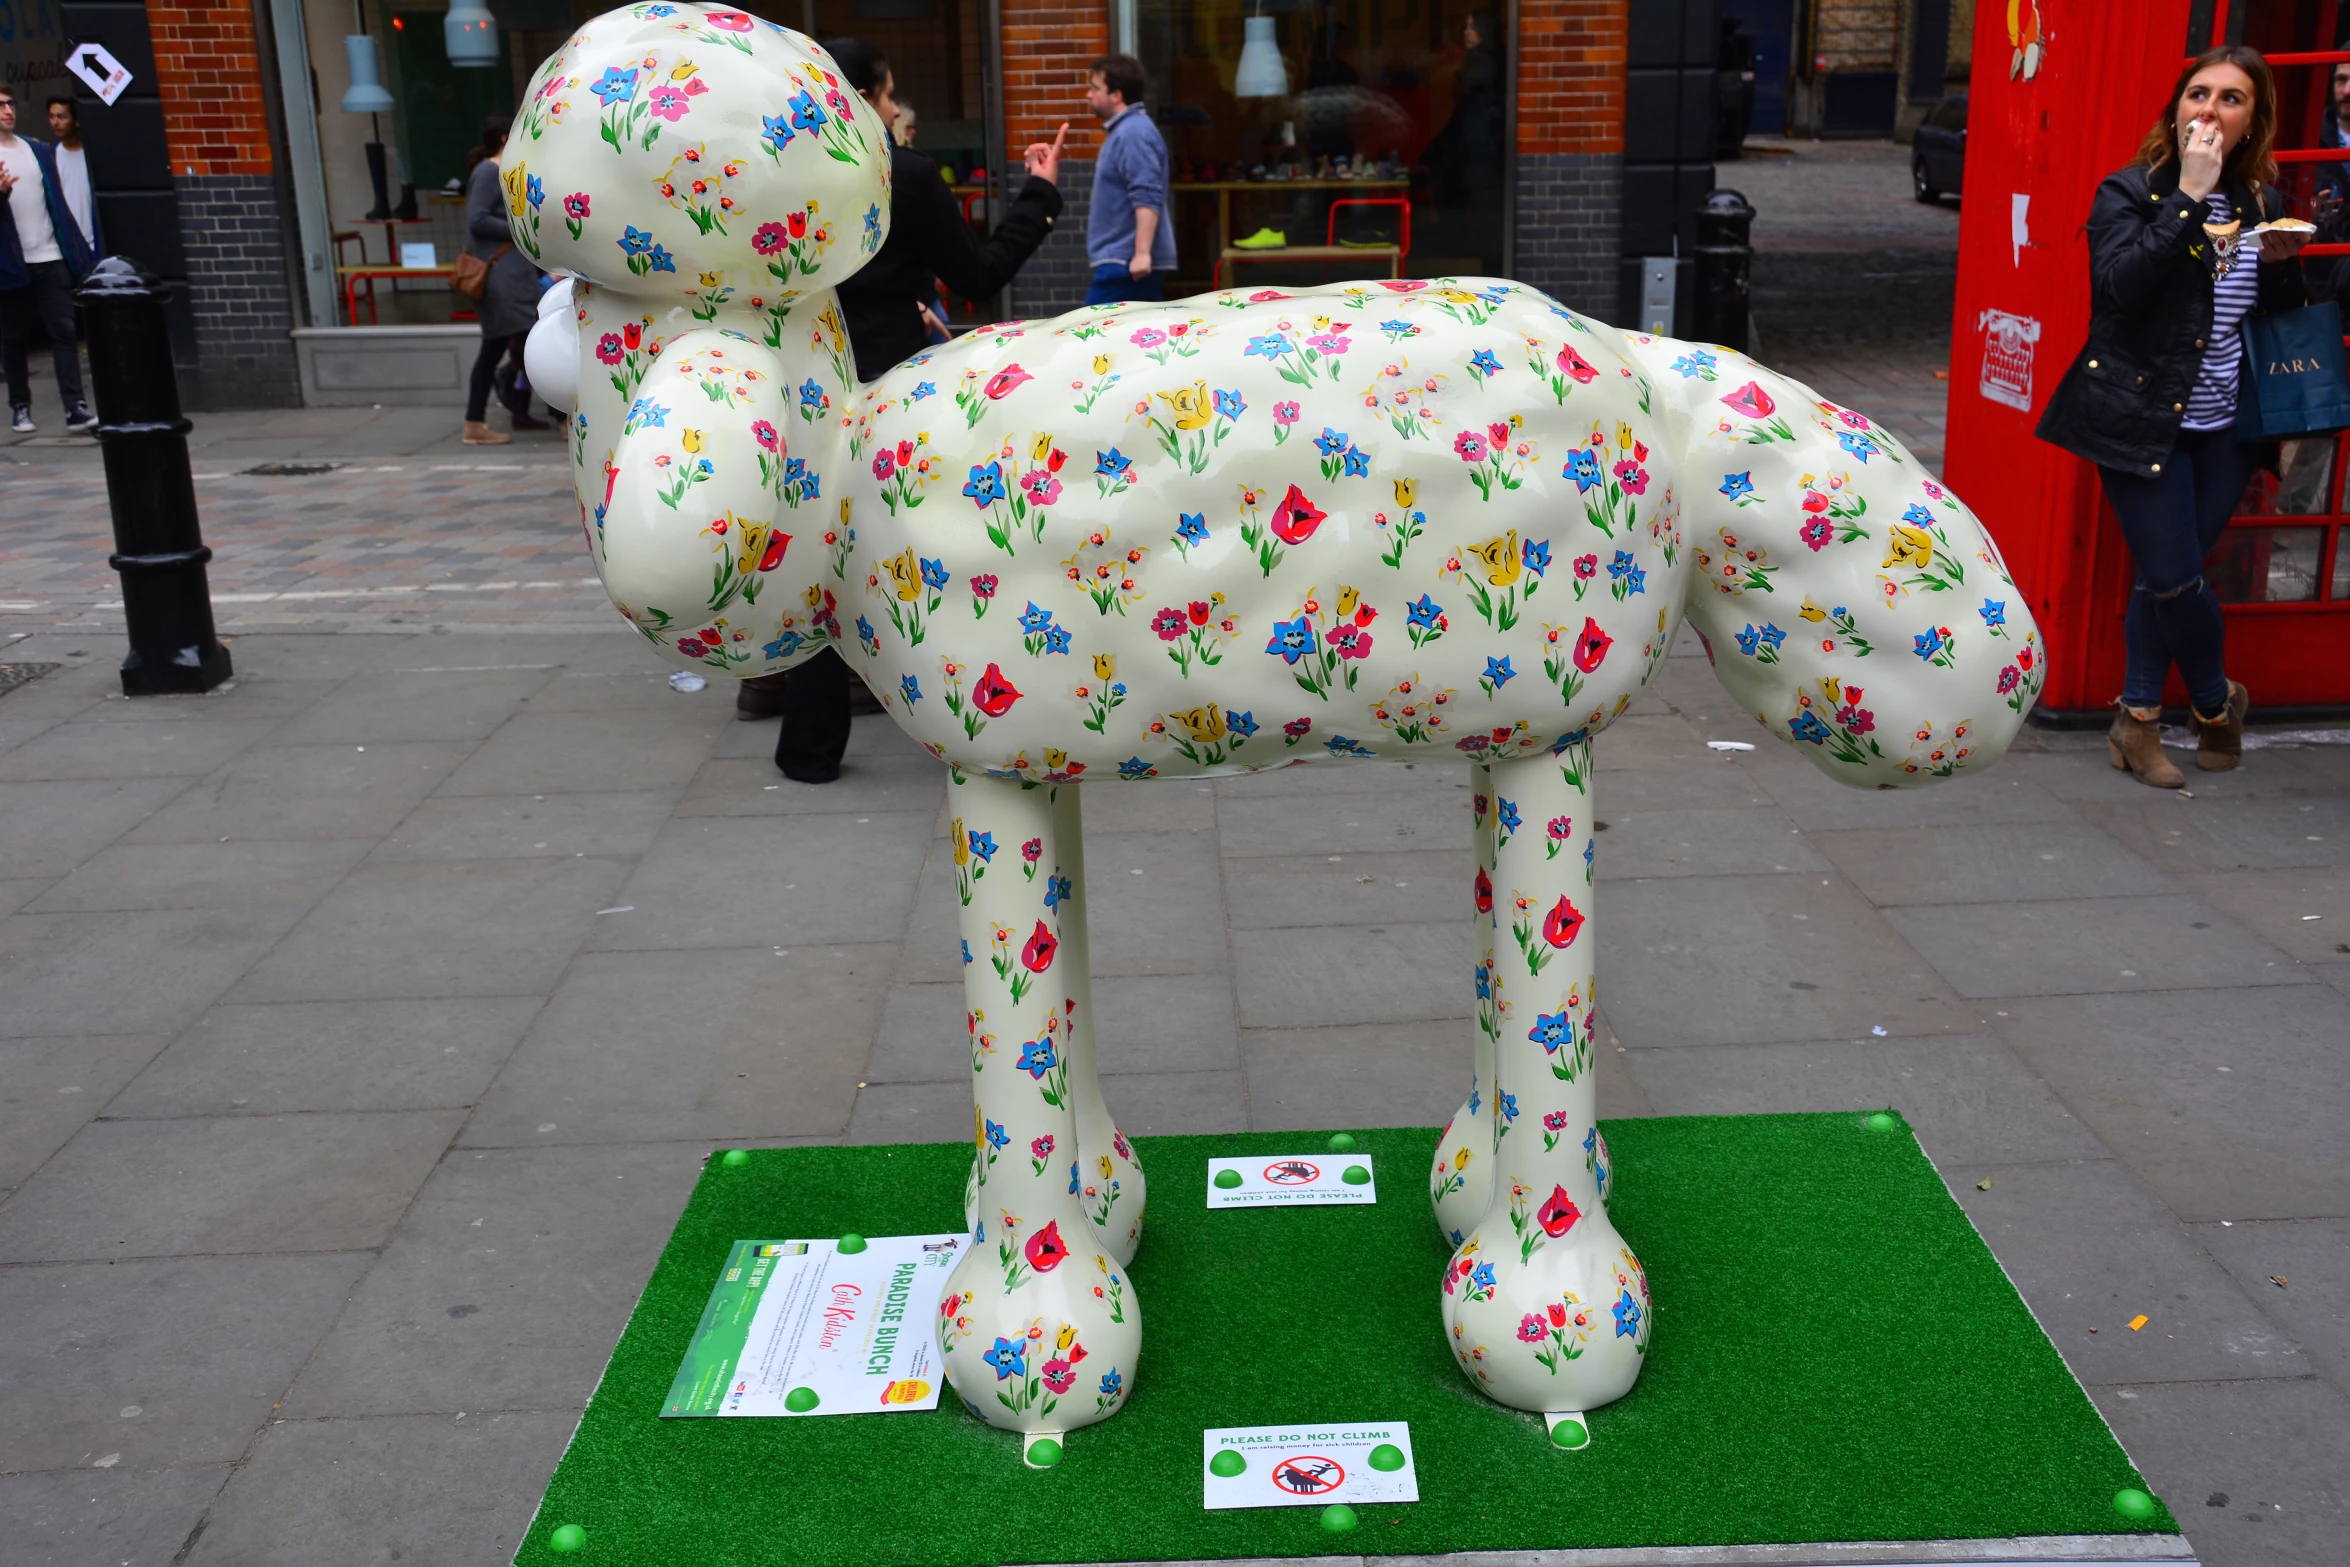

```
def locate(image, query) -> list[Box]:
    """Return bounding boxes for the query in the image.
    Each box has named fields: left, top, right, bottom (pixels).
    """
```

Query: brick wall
left=1000, top=1, right=1112, bottom=154
left=146, top=2, right=277, bottom=178
left=1514, top=1, right=1627, bottom=319
left=1007, top=158, right=1095, bottom=320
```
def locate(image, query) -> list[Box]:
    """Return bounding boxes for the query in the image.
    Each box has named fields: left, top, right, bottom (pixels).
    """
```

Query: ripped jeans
left=2097, top=425, right=2252, bottom=715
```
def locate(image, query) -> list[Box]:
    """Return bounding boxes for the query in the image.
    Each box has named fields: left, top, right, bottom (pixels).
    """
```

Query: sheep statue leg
left=1430, top=760, right=1500, bottom=1245
left=1051, top=784, right=1149, bottom=1266
left=938, top=772, right=1139, bottom=1443
left=1440, top=739, right=1647, bottom=1420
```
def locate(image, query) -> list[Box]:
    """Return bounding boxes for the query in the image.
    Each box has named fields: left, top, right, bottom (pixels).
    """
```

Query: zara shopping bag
left=2237, top=299, right=2350, bottom=441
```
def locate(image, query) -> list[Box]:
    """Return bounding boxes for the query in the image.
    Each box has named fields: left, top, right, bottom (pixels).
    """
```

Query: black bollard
left=1692, top=189, right=1755, bottom=353
left=77, top=257, right=232, bottom=695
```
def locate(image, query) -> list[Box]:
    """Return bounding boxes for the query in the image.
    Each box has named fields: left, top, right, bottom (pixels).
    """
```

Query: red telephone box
left=1945, top=0, right=2350, bottom=715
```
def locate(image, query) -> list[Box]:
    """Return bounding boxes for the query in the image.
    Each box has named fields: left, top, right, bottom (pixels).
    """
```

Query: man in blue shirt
left=1084, top=55, right=1175, bottom=305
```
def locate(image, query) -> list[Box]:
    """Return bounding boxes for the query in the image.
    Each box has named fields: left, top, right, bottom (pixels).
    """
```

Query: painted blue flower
left=1044, top=872, right=1071, bottom=911
left=900, top=674, right=921, bottom=705
left=1313, top=426, right=1351, bottom=458
left=1734, top=624, right=1762, bottom=657
left=854, top=615, right=878, bottom=653
left=763, top=630, right=806, bottom=660
left=1265, top=615, right=1316, bottom=663
left=985, top=1118, right=1009, bottom=1149
left=1018, top=1036, right=1056, bottom=1078
left=1227, top=709, right=1259, bottom=739
left=1474, top=962, right=1492, bottom=1001
left=1613, top=1289, right=1642, bottom=1337
left=761, top=112, right=796, bottom=151
left=1837, top=430, right=1875, bottom=462
left=1553, top=725, right=1592, bottom=751
left=1175, top=511, right=1208, bottom=544
left=618, top=225, right=654, bottom=257
left=1608, top=549, right=1636, bottom=580
left=788, top=88, right=826, bottom=132
left=1789, top=709, right=1831, bottom=744
left=1470, top=1261, right=1498, bottom=1293
left=1380, top=318, right=1418, bottom=337
left=626, top=397, right=668, bottom=428
left=1484, top=655, right=1515, bottom=689
left=1759, top=623, right=1786, bottom=652
left=799, top=377, right=824, bottom=408
left=962, top=939, right=973, bottom=965
left=1468, top=1076, right=1481, bottom=1114
left=1469, top=348, right=1501, bottom=376
left=591, top=67, right=639, bottom=106
left=1903, top=503, right=1936, bottom=526
left=1407, top=594, right=1444, bottom=629
left=1914, top=625, right=1946, bottom=661
left=1564, top=448, right=1602, bottom=492
left=1099, top=1369, right=1122, bottom=1398
left=862, top=203, right=882, bottom=248
left=1499, top=1091, right=1518, bottom=1123
left=1018, top=602, right=1054, bottom=634
left=1042, top=624, right=1073, bottom=656
left=647, top=244, right=675, bottom=274
left=525, top=174, right=544, bottom=208
left=1980, top=597, right=2007, bottom=628
left=1522, top=538, right=1552, bottom=574
left=1244, top=331, right=1294, bottom=359
left=1341, top=446, right=1371, bottom=478
left=1095, top=448, right=1132, bottom=483
left=1624, top=563, right=1647, bottom=595
left=784, top=457, right=818, bottom=499
left=1719, top=471, right=1754, bottom=501
left=1497, top=797, right=1521, bottom=834
left=910, top=381, right=936, bottom=401
left=644, top=3, right=675, bottom=13
left=1670, top=349, right=1717, bottom=377
left=968, top=830, right=997, bottom=863
left=919, top=557, right=949, bottom=591
left=1070, top=1160, right=1081, bottom=1195
left=1117, top=756, right=1156, bottom=779
left=985, top=1336, right=1027, bottom=1379
left=1213, top=388, right=1245, bottom=419
left=1583, top=1126, right=1598, bottom=1158
left=1326, top=734, right=1376, bottom=757
left=1584, top=837, right=1596, bottom=874
left=963, top=460, right=1005, bottom=506
left=1529, top=1011, right=1571, bottom=1049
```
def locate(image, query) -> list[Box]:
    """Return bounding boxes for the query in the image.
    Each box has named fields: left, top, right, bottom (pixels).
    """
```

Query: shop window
left=1135, top=0, right=1509, bottom=294
left=2235, top=436, right=2338, bottom=516
left=2208, top=524, right=2328, bottom=602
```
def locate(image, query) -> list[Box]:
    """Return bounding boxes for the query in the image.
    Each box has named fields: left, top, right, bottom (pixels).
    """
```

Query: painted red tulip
left=972, top=662, right=1022, bottom=716
left=1474, top=865, right=1493, bottom=914
left=1269, top=483, right=1326, bottom=545
left=984, top=365, right=1033, bottom=399
left=1557, top=344, right=1599, bottom=383
left=1538, top=1185, right=1582, bottom=1237
left=1020, top=919, right=1058, bottom=973
left=1024, top=1219, right=1069, bottom=1272
left=1720, top=380, right=1776, bottom=419
left=1542, top=896, right=1585, bottom=949
left=758, top=532, right=791, bottom=572
left=1572, top=617, right=1613, bottom=673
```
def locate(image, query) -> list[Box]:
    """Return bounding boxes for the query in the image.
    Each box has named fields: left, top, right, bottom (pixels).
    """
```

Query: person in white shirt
left=45, top=97, right=95, bottom=251
left=0, top=84, right=95, bottom=433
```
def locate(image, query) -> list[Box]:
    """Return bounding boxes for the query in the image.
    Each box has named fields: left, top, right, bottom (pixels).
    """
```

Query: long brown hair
left=2135, top=45, right=2279, bottom=200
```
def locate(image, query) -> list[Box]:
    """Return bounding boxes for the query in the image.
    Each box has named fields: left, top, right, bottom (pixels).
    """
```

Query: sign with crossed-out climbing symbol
left=1262, top=1159, right=1320, bottom=1185
left=1270, top=1454, right=1347, bottom=1495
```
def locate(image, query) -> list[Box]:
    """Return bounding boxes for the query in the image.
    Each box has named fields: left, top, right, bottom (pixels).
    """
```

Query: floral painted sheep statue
left=514, top=5, right=2045, bottom=1451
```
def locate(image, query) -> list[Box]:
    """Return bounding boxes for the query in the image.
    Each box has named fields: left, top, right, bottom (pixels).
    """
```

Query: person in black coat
left=2035, top=46, right=2310, bottom=786
left=755, top=36, right=1068, bottom=782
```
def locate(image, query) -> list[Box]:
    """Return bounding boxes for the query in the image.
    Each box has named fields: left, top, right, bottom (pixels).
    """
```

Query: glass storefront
left=1134, top=0, right=1509, bottom=293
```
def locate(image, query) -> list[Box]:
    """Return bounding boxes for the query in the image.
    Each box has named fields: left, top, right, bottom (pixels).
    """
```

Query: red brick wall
left=999, top=1, right=1112, bottom=156
left=147, top=1, right=277, bottom=178
left=1517, top=0, right=1627, bottom=157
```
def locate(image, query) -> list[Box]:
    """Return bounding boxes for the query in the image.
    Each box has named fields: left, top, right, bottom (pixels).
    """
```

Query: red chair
left=1326, top=196, right=1411, bottom=265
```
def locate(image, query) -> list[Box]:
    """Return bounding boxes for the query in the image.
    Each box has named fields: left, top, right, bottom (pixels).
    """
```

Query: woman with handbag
left=459, top=115, right=548, bottom=446
left=2036, top=46, right=2313, bottom=785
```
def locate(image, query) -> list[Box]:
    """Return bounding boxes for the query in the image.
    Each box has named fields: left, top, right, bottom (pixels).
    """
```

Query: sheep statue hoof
left=514, top=6, right=2045, bottom=1445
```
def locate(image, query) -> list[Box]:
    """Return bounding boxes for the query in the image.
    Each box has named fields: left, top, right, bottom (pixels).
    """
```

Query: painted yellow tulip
left=1170, top=705, right=1228, bottom=744
left=1091, top=353, right=1112, bottom=375
left=1337, top=585, right=1361, bottom=619
left=1393, top=477, right=1418, bottom=509
left=735, top=520, right=772, bottom=578
left=680, top=428, right=703, bottom=454
left=1616, top=421, right=1635, bottom=451
left=951, top=817, right=968, bottom=867
left=697, top=271, right=724, bottom=289
left=1056, top=1323, right=1078, bottom=1352
left=1098, top=1155, right=1114, bottom=1179
left=881, top=547, right=922, bottom=602
left=1155, top=381, right=1214, bottom=431
left=1466, top=531, right=1524, bottom=588
left=1798, top=596, right=1828, bottom=623
left=1092, top=652, right=1116, bottom=681
left=1043, top=747, right=1070, bottom=772
left=1820, top=675, right=1844, bottom=705
left=1454, top=1148, right=1472, bottom=1170
left=1883, top=524, right=1935, bottom=570
left=1031, top=431, right=1055, bottom=462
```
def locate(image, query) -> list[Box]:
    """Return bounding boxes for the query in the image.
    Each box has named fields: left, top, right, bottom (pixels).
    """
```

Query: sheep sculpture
left=515, top=5, right=2046, bottom=1451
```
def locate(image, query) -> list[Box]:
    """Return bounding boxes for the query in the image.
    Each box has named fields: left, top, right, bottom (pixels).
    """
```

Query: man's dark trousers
left=0, top=259, right=85, bottom=413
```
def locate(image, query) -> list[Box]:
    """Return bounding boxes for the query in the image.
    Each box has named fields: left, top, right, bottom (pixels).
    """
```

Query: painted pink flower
left=1799, top=516, right=1832, bottom=551
left=970, top=573, right=998, bottom=600
left=1284, top=717, right=1313, bottom=738
left=1573, top=552, right=1598, bottom=579
left=1328, top=624, right=1372, bottom=661
left=1247, top=289, right=1288, bottom=302
left=752, top=420, right=779, bottom=452
left=1031, top=1134, right=1054, bottom=1161
left=595, top=333, right=624, bottom=365
left=1151, top=606, right=1186, bottom=641
left=1020, top=469, right=1061, bottom=505
left=649, top=85, right=694, bottom=122
left=1273, top=401, right=1300, bottom=425
left=563, top=192, right=590, bottom=220
left=984, top=365, right=1032, bottom=399
left=1614, top=459, right=1649, bottom=496
left=872, top=449, right=897, bottom=480
left=706, top=9, right=754, bottom=29
left=1518, top=1315, right=1548, bottom=1343
left=1021, top=837, right=1043, bottom=863
left=752, top=222, right=787, bottom=255
left=1377, top=278, right=1428, bottom=293
left=1454, top=430, right=1489, bottom=463
left=1546, top=815, right=1572, bottom=841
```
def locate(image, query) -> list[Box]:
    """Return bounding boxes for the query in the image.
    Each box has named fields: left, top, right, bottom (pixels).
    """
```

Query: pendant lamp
left=446, top=1, right=500, bottom=67
left=340, top=35, right=395, bottom=113
left=1234, top=13, right=1289, bottom=100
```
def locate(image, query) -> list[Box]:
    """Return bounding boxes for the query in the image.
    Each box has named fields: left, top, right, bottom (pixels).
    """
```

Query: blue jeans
left=2096, top=425, right=2252, bottom=715
left=1084, top=264, right=1162, bottom=306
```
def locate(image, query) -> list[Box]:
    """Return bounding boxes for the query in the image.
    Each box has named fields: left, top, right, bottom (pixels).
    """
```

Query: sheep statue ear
left=523, top=277, right=580, bottom=414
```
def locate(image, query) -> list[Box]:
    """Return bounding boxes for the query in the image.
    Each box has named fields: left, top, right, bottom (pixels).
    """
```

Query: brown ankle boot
left=2192, top=679, right=2249, bottom=771
left=2107, top=705, right=2184, bottom=788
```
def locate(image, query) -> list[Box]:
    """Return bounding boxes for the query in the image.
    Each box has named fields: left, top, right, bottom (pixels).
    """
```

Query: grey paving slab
left=1232, top=919, right=1476, bottom=1029
left=0, top=875, right=46, bottom=918
left=434, top=706, right=728, bottom=796
left=280, top=1142, right=705, bottom=1417
left=1241, top=1018, right=1655, bottom=1134
left=107, top=998, right=543, bottom=1117
left=0, top=1033, right=170, bottom=1193
left=2079, top=791, right=2350, bottom=874
left=124, top=741, right=474, bottom=845
left=0, top=775, right=197, bottom=878
left=1211, top=754, right=1451, bottom=798
left=580, top=812, right=929, bottom=951
left=893, top=834, right=970, bottom=983
left=868, top=970, right=1239, bottom=1085
left=2178, top=868, right=2350, bottom=966
left=0, top=710, right=63, bottom=752
left=228, top=856, right=632, bottom=1002
left=264, top=667, right=557, bottom=745
left=181, top=1410, right=574, bottom=1567
left=1993, top=989, right=2350, bottom=1224
left=0, top=1463, right=228, bottom=1567
left=368, top=789, right=680, bottom=863
left=865, top=978, right=967, bottom=1085
left=26, top=837, right=374, bottom=913
left=1065, top=829, right=1235, bottom=976
left=0, top=654, right=113, bottom=718
left=1597, top=873, right=1983, bottom=1046
left=460, top=944, right=887, bottom=1147
left=2192, top=1218, right=2350, bottom=1396
left=674, top=752, right=946, bottom=818
left=1585, top=758, right=1780, bottom=813
left=1588, top=807, right=1831, bottom=879
left=1883, top=895, right=2314, bottom=999
left=0, top=1110, right=465, bottom=1262
left=0, top=907, right=303, bottom=1038
left=1105, top=1067, right=1250, bottom=1135
left=1808, top=820, right=2181, bottom=907
left=1581, top=713, right=1714, bottom=768
left=1223, top=849, right=1469, bottom=931
left=2091, top=1376, right=2350, bottom=1567
left=843, top=1079, right=976, bottom=1146
left=1740, top=740, right=2084, bottom=830
left=0, top=1252, right=369, bottom=1471
left=2027, top=743, right=2330, bottom=808
left=79, top=675, right=341, bottom=724
left=1621, top=1034, right=2110, bottom=1168
left=0, top=717, right=284, bottom=781
left=1941, top=1157, right=2309, bottom=1387
left=1074, top=776, right=1220, bottom=833
left=1216, top=785, right=1475, bottom=857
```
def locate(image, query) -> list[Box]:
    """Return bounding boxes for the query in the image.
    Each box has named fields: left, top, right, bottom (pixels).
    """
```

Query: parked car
left=1913, top=94, right=1966, bottom=203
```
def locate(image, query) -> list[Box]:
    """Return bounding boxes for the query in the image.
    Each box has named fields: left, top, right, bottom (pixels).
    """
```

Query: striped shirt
left=2183, top=192, right=2260, bottom=430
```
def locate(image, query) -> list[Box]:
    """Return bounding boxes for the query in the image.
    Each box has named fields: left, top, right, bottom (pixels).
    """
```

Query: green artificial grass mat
left=516, top=1114, right=2177, bottom=1565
